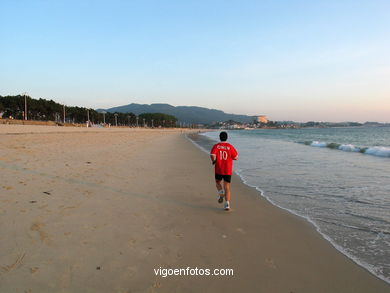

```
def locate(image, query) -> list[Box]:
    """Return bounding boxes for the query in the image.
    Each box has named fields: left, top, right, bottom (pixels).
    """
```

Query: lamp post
left=143, top=118, right=146, bottom=127
left=151, top=119, right=154, bottom=128
left=63, top=104, right=66, bottom=124
left=114, top=113, right=118, bottom=127
left=127, top=115, right=130, bottom=127
left=87, top=109, right=90, bottom=127
left=23, top=92, right=28, bottom=120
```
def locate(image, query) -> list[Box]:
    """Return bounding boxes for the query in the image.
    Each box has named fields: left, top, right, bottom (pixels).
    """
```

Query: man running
left=210, top=131, right=238, bottom=211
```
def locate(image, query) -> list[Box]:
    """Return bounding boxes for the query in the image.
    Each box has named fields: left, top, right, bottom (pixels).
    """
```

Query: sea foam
left=365, top=146, right=390, bottom=157
left=305, top=141, right=390, bottom=158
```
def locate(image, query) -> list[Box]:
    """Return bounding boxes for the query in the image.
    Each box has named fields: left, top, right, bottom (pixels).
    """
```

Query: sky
left=1, top=0, right=389, bottom=122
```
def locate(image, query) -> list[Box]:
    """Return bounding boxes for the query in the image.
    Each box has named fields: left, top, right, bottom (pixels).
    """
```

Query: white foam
left=311, top=141, right=327, bottom=147
left=365, top=146, right=390, bottom=157
left=307, top=140, right=390, bottom=158
left=338, top=144, right=359, bottom=152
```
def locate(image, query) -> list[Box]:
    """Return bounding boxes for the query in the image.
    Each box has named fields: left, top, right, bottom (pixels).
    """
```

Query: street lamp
left=151, top=119, right=154, bottom=128
left=114, top=113, right=118, bottom=127
left=23, top=92, right=28, bottom=120
left=143, top=118, right=146, bottom=127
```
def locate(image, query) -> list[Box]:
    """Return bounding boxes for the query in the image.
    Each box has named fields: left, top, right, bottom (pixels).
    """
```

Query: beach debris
left=30, top=267, right=39, bottom=274
left=30, top=200, right=37, bottom=203
left=96, top=266, right=101, bottom=270
left=222, top=234, right=227, bottom=238
left=86, top=161, right=92, bottom=164
left=43, top=191, right=51, bottom=195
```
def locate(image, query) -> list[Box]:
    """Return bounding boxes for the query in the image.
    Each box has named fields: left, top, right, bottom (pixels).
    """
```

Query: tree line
left=0, top=95, right=178, bottom=127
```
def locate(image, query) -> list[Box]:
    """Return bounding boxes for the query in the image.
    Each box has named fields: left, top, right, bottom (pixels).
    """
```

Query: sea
left=189, top=126, right=390, bottom=284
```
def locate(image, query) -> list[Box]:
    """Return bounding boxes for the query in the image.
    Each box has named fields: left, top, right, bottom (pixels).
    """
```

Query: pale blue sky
left=1, top=0, right=389, bottom=122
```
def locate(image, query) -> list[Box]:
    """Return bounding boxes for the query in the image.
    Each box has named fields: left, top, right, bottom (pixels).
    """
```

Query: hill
left=97, top=103, right=255, bottom=124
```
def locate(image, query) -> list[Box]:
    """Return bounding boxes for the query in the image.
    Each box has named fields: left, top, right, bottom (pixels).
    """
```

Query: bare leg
left=215, top=180, right=223, bottom=194
left=223, top=181, right=231, bottom=202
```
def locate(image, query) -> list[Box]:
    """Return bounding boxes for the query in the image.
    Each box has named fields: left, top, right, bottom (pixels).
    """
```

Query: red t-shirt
left=210, top=142, right=238, bottom=175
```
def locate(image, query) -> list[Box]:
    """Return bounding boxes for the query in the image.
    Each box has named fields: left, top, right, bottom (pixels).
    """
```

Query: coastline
left=192, top=129, right=390, bottom=284
left=189, top=131, right=390, bottom=286
left=0, top=125, right=389, bottom=292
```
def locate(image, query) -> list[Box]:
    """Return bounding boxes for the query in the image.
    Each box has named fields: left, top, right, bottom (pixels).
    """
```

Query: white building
left=256, top=115, right=268, bottom=124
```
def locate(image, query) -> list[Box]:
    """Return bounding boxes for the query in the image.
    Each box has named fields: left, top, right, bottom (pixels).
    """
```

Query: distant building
left=256, top=115, right=268, bottom=124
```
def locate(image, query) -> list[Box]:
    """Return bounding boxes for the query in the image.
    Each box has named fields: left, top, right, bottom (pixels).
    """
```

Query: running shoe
left=217, top=189, right=224, bottom=203
left=224, top=201, right=230, bottom=211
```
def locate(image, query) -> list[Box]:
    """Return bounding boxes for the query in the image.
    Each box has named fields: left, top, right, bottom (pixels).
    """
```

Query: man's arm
left=210, top=154, right=216, bottom=165
left=210, top=145, right=217, bottom=165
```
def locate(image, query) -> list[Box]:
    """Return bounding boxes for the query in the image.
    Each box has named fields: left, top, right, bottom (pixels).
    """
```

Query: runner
left=210, top=131, right=238, bottom=211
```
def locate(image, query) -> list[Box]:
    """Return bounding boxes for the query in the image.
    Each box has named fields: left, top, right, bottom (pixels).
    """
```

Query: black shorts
left=215, top=174, right=232, bottom=183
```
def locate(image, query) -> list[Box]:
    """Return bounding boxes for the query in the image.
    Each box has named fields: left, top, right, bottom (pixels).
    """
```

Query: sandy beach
left=0, top=125, right=389, bottom=293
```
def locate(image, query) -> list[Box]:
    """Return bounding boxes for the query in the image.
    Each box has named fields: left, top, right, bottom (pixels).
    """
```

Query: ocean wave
left=301, top=141, right=390, bottom=158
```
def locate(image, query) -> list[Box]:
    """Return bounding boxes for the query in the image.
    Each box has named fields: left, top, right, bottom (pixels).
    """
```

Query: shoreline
left=234, top=168, right=390, bottom=286
left=189, top=131, right=390, bottom=285
left=186, top=132, right=389, bottom=292
left=1, top=124, right=389, bottom=292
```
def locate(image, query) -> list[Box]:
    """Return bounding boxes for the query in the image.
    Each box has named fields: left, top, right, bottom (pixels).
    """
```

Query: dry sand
left=0, top=124, right=389, bottom=293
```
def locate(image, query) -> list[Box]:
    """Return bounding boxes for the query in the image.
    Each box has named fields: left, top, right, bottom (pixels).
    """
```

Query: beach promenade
left=0, top=125, right=389, bottom=293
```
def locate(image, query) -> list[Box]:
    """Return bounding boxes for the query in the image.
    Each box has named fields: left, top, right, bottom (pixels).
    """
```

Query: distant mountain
left=97, top=103, right=255, bottom=124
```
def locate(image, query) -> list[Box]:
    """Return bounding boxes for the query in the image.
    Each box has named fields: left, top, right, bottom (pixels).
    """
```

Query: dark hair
left=219, top=131, right=228, bottom=141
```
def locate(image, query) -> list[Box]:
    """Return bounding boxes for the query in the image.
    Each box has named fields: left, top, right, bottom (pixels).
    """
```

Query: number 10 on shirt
left=219, top=150, right=228, bottom=160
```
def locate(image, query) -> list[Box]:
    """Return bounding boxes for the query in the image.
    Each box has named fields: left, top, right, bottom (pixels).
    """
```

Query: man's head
left=219, top=131, right=228, bottom=141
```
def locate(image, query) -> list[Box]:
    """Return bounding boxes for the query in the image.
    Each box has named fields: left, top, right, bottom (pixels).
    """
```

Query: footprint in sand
left=126, top=266, right=138, bottom=277
left=236, top=227, right=246, bottom=234
left=30, top=222, right=51, bottom=244
left=128, top=238, right=137, bottom=247
left=83, top=190, right=93, bottom=197
left=1, top=253, right=26, bottom=273
left=264, top=258, right=277, bottom=269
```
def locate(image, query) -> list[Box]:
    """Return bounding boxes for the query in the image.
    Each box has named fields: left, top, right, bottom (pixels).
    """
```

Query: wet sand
left=0, top=125, right=389, bottom=292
